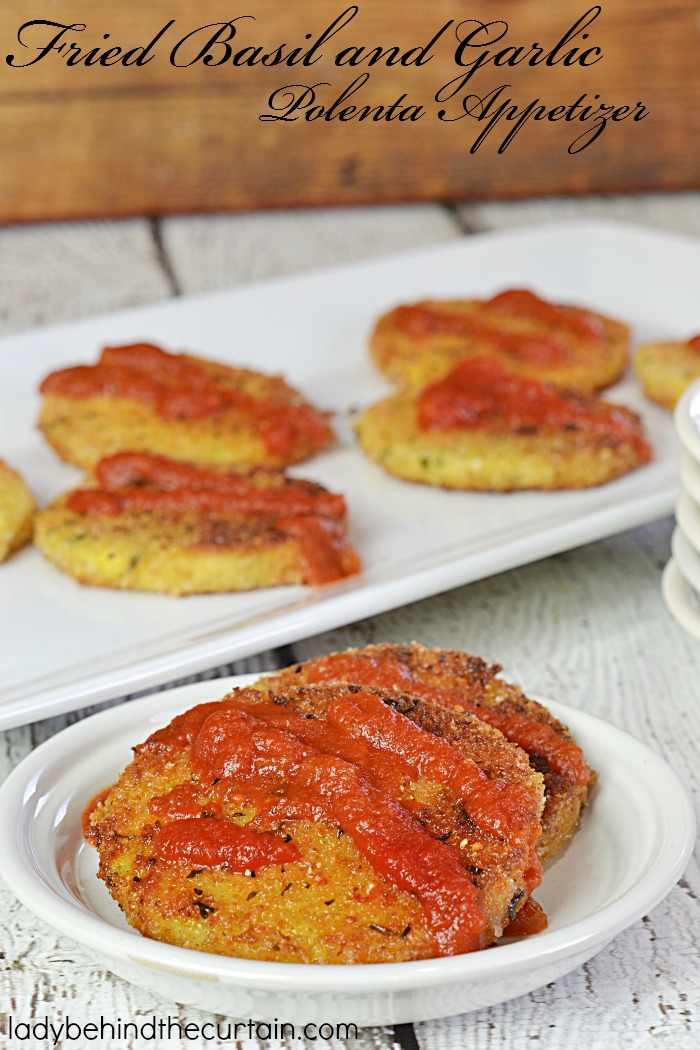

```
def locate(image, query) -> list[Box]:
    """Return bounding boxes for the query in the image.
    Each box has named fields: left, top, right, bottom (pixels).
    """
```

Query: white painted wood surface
left=1, top=196, right=699, bottom=1050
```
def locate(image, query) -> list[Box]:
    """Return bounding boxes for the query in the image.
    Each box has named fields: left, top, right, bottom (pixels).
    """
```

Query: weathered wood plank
left=0, top=1, right=698, bottom=221
left=458, top=192, right=700, bottom=239
left=159, top=204, right=462, bottom=292
left=0, top=219, right=171, bottom=336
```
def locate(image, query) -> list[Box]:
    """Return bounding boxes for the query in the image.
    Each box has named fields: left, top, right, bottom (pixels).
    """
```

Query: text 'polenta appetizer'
left=0, top=459, right=35, bottom=563
left=39, top=342, right=334, bottom=470
left=85, top=677, right=548, bottom=963
left=634, top=334, right=700, bottom=410
left=356, top=356, right=651, bottom=491
left=257, top=642, right=594, bottom=866
left=34, top=451, right=360, bottom=594
left=371, top=288, right=629, bottom=395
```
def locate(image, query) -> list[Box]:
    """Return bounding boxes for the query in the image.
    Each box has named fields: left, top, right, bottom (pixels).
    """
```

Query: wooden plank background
left=0, top=1, right=698, bottom=223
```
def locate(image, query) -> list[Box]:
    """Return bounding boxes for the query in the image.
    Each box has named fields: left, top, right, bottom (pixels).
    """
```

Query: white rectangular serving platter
left=0, top=220, right=688, bottom=728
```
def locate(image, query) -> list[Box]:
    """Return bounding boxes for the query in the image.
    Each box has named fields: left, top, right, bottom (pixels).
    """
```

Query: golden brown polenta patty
left=34, top=451, right=360, bottom=594
left=356, top=357, right=651, bottom=491
left=86, top=683, right=544, bottom=963
left=0, top=459, right=35, bottom=562
left=634, top=336, right=700, bottom=410
left=39, top=342, right=334, bottom=470
left=371, top=287, right=629, bottom=394
left=257, top=643, right=594, bottom=865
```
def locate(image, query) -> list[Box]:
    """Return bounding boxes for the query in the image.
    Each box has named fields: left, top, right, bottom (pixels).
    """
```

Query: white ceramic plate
left=674, top=378, right=700, bottom=463
left=676, top=492, right=700, bottom=554
left=0, top=675, right=694, bottom=1026
left=671, top=526, right=700, bottom=595
left=662, top=559, right=700, bottom=642
left=680, top=449, right=700, bottom=505
left=0, top=220, right=685, bottom=728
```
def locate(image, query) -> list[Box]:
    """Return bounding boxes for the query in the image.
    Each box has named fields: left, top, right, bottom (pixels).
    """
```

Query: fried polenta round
left=0, top=459, right=35, bottom=562
left=634, top=336, right=700, bottom=410
left=356, top=357, right=651, bottom=491
left=371, top=288, right=630, bottom=394
left=86, top=683, right=545, bottom=963
left=39, top=342, right=334, bottom=470
left=257, top=643, right=593, bottom=865
left=34, top=452, right=360, bottom=594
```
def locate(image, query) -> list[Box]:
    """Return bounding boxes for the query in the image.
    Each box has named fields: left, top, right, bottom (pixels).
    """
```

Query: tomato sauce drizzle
left=65, top=452, right=359, bottom=586
left=155, top=817, right=301, bottom=871
left=292, top=652, right=590, bottom=788
left=503, top=897, right=548, bottom=938
left=394, top=288, right=606, bottom=370
left=483, top=289, right=604, bottom=342
left=81, top=787, right=112, bottom=839
left=71, top=452, right=346, bottom=519
left=688, top=335, right=700, bottom=351
left=273, top=514, right=361, bottom=586
left=394, top=305, right=568, bottom=366
left=187, top=698, right=487, bottom=955
left=417, top=357, right=651, bottom=461
left=85, top=685, right=549, bottom=948
left=39, top=342, right=332, bottom=459
left=325, top=691, right=541, bottom=852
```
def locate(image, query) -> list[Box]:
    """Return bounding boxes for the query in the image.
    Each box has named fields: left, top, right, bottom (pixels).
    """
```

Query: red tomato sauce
left=132, top=681, right=558, bottom=953
left=483, top=289, right=604, bottom=342
left=294, top=652, right=591, bottom=788
left=81, top=787, right=112, bottom=838
left=143, top=693, right=495, bottom=954
left=65, top=452, right=359, bottom=585
left=154, top=817, right=301, bottom=871
left=417, top=357, right=650, bottom=460
left=185, top=696, right=488, bottom=955
left=503, top=897, right=548, bottom=938
left=39, top=342, right=331, bottom=459
left=394, top=304, right=568, bottom=366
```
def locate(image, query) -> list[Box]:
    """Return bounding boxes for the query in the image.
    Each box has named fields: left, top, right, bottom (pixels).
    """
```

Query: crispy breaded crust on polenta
left=371, top=288, right=629, bottom=394
left=257, top=643, right=594, bottom=864
left=0, top=459, right=35, bottom=562
left=634, top=336, right=700, bottom=410
left=356, top=357, right=651, bottom=492
left=86, top=683, right=544, bottom=963
left=39, top=342, right=333, bottom=470
left=34, top=452, right=360, bottom=594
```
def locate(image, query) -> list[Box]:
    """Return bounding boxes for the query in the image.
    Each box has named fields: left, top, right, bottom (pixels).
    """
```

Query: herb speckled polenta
left=34, top=454, right=360, bottom=594
left=86, top=683, right=544, bottom=963
left=356, top=381, right=651, bottom=491
left=39, top=345, right=333, bottom=470
left=371, top=289, right=630, bottom=394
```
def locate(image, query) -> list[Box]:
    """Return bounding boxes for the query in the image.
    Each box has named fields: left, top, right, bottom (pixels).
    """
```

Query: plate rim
left=0, top=673, right=694, bottom=995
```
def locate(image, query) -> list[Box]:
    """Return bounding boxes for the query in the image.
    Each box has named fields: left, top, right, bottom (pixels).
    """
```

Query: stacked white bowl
left=663, top=378, right=700, bottom=639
